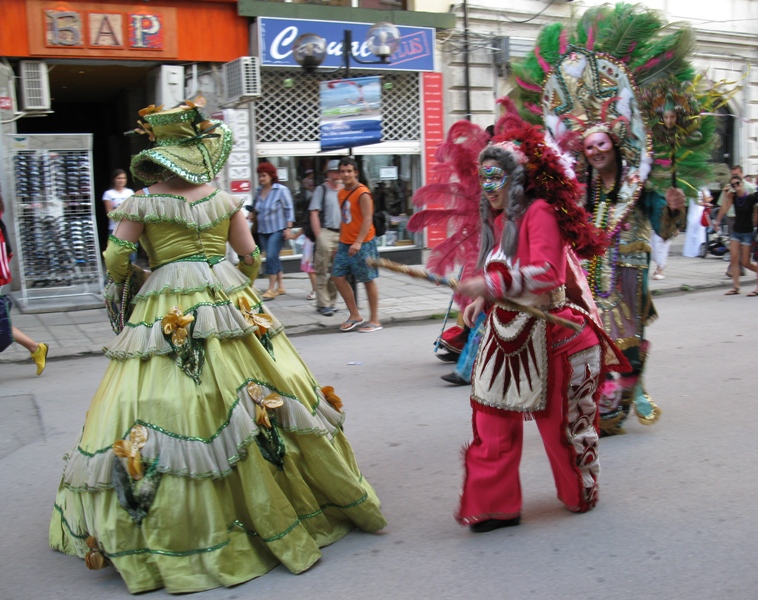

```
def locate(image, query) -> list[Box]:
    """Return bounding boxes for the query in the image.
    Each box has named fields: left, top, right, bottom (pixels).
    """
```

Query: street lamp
left=292, top=22, right=401, bottom=77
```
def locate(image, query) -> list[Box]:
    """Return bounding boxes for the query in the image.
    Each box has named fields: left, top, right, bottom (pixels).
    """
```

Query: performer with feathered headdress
left=452, top=100, right=629, bottom=532
left=510, top=3, right=727, bottom=436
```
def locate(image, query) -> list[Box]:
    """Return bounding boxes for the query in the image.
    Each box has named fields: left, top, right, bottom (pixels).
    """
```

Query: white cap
left=326, top=159, right=340, bottom=171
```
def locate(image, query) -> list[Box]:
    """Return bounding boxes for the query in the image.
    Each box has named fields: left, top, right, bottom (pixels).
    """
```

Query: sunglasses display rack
left=6, top=133, right=103, bottom=310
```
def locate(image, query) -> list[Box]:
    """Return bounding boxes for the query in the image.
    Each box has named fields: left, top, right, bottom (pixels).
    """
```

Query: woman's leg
left=12, top=326, right=47, bottom=375
left=259, top=232, right=277, bottom=294
left=730, top=239, right=741, bottom=291
left=11, top=326, right=37, bottom=353
left=740, top=243, right=758, bottom=273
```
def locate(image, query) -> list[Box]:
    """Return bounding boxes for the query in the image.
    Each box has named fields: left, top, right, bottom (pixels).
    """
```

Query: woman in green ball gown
left=49, top=101, right=386, bottom=594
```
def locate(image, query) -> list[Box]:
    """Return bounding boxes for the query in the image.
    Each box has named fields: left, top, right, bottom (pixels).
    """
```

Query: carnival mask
left=479, top=166, right=508, bottom=193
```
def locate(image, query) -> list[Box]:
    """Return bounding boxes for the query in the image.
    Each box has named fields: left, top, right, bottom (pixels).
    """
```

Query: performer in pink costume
left=454, top=103, right=628, bottom=532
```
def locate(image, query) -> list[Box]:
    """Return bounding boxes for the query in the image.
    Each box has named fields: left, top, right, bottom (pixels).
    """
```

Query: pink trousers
left=457, top=343, right=602, bottom=525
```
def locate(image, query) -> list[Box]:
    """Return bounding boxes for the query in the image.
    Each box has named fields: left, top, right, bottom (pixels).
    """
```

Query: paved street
left=1, top=288, right=757, bottom=599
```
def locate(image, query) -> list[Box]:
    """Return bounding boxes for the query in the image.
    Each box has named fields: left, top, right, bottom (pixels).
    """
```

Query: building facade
left=421, top=0, right=758, bottom=179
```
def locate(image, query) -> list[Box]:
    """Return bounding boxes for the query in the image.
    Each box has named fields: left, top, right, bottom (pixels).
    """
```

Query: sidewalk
left=0, top=234, right=746, bottom=364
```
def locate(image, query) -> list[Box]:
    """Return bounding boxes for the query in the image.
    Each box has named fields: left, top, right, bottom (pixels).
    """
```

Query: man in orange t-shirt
left=332, top=158, right=382, bottom=333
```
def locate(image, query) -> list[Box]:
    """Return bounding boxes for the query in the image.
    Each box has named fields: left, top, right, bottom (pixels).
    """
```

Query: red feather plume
left=407, top=120, right=490, bottom=307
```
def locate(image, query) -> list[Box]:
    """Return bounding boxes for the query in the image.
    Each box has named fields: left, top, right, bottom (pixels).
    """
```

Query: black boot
left=441, top=372, right=468, bottom=386
left=469, top=517, right=521, bottom=533
left=435, top=351, right=460, bottom=363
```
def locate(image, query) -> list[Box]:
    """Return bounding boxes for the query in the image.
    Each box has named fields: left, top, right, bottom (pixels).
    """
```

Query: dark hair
left=731, top=165, right=744, bottom=174
left=338, top=157, right=359, bottom=172
left=0, top=193, right=4, bottom=214
left=256, top=161, right=279, bottom=183
left=111, top=169, right=127, bottom=187
left=584, top=135, right=623, bottom=212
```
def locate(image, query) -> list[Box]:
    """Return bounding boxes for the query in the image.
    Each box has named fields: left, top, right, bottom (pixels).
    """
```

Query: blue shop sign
left=259, top=17, right=436, bottom=72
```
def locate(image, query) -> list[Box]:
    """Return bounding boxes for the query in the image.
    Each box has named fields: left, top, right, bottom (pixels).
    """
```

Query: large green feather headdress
left=512, top=2, right=720, bottom=195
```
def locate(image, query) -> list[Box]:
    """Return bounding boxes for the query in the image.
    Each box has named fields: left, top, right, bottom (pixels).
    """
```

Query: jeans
left=259, top=230, right=285, bottom=275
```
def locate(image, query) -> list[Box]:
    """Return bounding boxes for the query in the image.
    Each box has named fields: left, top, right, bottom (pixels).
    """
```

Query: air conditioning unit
left=146, top=65, right=186, bottom=108
left=222, top=57, right=261, bottom=105
left=19, top=61, right=51, bottom=111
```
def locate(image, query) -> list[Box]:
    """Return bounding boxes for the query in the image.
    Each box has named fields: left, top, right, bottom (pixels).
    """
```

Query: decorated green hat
left=130, top=99, right=233, bottom=185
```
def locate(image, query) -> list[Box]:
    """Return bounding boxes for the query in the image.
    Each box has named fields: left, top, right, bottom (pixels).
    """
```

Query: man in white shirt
left=308, top=160, right=343, bottom=316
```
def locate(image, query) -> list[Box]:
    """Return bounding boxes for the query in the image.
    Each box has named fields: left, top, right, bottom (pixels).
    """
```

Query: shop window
left=257, top=155, right=420, bottom=251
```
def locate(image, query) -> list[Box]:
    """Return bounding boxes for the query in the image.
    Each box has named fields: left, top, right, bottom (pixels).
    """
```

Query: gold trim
left=636, top=396, right=662, bottom=425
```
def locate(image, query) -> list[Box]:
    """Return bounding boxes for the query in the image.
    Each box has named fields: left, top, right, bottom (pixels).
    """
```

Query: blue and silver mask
left=478, top=166, right=508, bottom=193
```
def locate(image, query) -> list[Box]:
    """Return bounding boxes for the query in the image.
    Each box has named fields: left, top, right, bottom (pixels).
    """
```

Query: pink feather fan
left=407, top=120, right=491, bottom=306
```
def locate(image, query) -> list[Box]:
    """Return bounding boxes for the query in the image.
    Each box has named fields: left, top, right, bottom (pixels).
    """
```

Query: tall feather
left=408, top=120, right=490, bottom=306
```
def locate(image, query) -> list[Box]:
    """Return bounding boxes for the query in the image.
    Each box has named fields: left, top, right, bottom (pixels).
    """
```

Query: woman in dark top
left=715, top=175, right=758, bottom=296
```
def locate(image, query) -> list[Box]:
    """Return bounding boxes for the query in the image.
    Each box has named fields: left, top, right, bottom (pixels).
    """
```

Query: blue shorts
left=731, top=231, right=755, bottom=246
left=332, top=240, right=379, bottom=283
left=259, top=230, right=285, bottom=275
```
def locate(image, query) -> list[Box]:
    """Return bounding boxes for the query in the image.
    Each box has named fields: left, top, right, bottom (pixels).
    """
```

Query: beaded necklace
left=587, top=176, right=621, bottom=298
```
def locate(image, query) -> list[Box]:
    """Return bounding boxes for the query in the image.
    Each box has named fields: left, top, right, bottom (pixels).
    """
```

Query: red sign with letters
left=230, top=180, right=252, bottom=194
left=421, top=72, right=446, bottom=248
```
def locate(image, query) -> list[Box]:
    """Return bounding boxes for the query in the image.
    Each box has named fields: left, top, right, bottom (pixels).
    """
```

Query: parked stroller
left=699, top=206, right=729, bottom=258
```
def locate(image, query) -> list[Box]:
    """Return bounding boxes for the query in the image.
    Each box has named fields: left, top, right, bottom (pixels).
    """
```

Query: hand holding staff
left=366, top=257, right=581, bottom=332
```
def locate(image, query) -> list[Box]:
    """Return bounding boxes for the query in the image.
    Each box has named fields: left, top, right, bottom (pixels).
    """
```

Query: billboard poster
left=319, top=76, right=382, bottom=152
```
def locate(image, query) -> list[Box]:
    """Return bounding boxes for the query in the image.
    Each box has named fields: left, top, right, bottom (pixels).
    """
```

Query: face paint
left=479, top=166, right=508, bottom=193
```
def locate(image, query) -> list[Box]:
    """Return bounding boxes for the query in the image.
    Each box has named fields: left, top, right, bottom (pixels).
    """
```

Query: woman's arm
left=714, top=191, right=733, bottom=230
left=228, top=211, right=261, bottom=280
left=112, top=219, right=143, bottom=244
left=281, top=186, right=295, bottom=231
left=228, top=210, right=257, bottom=257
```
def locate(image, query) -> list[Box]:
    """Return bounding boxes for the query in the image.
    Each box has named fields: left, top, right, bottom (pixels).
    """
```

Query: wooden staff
left=366, top=257, right=581, bottom=332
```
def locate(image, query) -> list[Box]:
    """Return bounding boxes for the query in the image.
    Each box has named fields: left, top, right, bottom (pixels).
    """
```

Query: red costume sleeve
left=484, top=200, right=565, bottom=300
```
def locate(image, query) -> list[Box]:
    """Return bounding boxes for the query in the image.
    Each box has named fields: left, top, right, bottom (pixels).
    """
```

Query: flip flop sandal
left=275, top=289, right=287, bottom=296
left=359, top=323, right=383, bottom=333
left=340, top=319, right=364, bottom=332
left=261, top=290, right=277, bottom=300
left=747, top=290, right=758, bottom=297
left=724, top=288, right=740, bottom=295
left=306, top=291, right=317, bottom=300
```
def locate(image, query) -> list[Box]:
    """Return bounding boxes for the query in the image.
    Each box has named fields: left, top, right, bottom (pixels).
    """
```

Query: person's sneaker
left=31, top=342, right=48, bottom=376
left=317, top=307, right=335, bottom=316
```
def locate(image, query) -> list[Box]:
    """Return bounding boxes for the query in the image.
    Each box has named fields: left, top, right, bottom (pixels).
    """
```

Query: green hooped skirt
left=49, top=323, right=386, bottom=594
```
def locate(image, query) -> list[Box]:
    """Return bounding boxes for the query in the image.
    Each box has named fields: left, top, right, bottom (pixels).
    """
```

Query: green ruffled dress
left=49, top=190, right=386, bottom=594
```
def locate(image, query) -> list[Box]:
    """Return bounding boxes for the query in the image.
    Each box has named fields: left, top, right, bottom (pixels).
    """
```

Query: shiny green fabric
left=49, top=190, right=386, bottom=594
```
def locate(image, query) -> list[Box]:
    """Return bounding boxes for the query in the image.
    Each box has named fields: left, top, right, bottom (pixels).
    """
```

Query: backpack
left=372, top=208, right=386, bottom=237
left=302, top=184, right=327, bottom=242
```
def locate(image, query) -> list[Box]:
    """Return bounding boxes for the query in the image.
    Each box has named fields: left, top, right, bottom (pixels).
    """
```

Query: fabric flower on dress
left=84, top=536, right=108, bottom=570
left=247, top=383, right=283, bottom=429
left=162, top=306, right=194, bottom=346
left=321, top=386, right=343, bottom=412
left=112, top=425, right=148, bottom=481
left=239, top=298, right=273, bottom=338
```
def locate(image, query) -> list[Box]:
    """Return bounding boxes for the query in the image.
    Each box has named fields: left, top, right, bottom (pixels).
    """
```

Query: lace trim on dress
left=104, top=302, right=255, bottom=360
left=60, top=387, right=345, bottom=491
left=109, top=190, right=243, bottom=230
left=130, top=260, right=252, bottom=300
